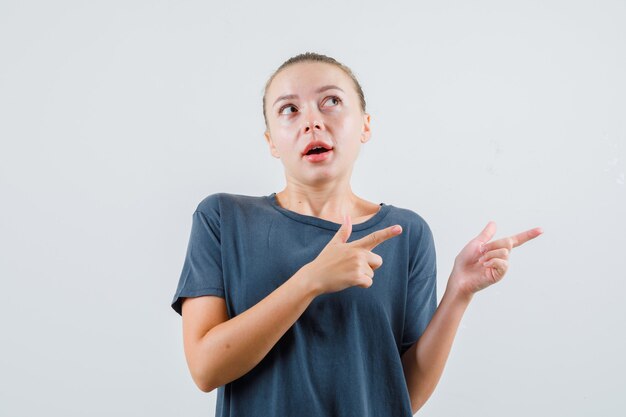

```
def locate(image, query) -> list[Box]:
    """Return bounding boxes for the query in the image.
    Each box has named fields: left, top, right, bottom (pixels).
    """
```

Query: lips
left=302, top=140, right=334, bottom=156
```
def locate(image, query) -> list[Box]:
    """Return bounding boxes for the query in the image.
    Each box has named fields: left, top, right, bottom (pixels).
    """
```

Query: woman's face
left=264, top=61, right=371, bottom=187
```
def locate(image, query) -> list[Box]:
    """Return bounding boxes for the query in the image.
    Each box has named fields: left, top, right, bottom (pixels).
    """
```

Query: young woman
left=171, top=52, right=543, bottom=416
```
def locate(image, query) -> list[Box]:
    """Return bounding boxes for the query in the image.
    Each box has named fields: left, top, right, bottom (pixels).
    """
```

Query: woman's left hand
left=448, top=221, right=543, bottom=298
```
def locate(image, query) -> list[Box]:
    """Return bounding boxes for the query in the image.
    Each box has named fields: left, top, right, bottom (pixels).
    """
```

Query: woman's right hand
left=299, top=214, right=403, bottom=295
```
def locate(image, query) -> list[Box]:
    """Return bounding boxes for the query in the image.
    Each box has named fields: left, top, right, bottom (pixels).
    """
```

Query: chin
left=309, top=169, right=351, bottom=185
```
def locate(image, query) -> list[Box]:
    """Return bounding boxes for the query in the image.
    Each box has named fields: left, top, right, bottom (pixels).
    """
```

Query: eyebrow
left=272, top=85, right=345, bottom=107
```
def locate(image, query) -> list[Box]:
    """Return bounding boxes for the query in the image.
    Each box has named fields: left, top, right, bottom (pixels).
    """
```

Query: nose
left=302, top=117, right=324, bottom=134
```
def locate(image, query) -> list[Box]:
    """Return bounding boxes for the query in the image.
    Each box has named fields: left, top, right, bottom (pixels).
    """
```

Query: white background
left=1, top=1, right=624, bottom=416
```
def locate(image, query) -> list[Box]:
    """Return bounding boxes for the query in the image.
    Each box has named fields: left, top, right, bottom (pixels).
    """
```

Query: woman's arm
left=401, top=281, right=471, bottom=413
left=182, top=215, right=402, bottom=392
left=401, top=221, right=543, bottom=413
left=182, top=269, right=317, bottom=392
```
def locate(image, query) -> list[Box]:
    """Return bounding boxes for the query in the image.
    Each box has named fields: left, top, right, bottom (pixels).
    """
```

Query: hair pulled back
left=262, top=52, right=367, bottom=128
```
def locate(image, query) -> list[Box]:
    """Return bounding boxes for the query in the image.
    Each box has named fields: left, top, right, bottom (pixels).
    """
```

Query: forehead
left=267, top=62, right=354, bottom=99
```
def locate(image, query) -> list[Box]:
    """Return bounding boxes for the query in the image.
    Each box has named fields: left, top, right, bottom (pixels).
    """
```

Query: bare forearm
left=192, top=267, right=319, bottom=391
left=400, top=221, right=542, bottom=413
left=401, top=280, right=472, bottom=413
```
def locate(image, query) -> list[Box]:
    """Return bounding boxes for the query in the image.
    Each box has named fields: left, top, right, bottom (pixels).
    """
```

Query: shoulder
left=387, top=204, right=435, bottom=248
left=387, top=204, right=432, bottom=233
left=195, top=192, right=268, bottom=217
left=386, top=205, right=437, bottom=276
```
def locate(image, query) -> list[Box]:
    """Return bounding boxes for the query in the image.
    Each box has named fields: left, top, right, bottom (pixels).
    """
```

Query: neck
left=275, top=178, right=360, bottom=224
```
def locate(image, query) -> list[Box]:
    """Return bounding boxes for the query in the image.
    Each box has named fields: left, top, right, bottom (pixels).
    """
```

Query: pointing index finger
left=510, top=227, right=544, bottom=248
left=350, top=224, right=403, bottom=251
left=482, top=226, right=544, bottom=253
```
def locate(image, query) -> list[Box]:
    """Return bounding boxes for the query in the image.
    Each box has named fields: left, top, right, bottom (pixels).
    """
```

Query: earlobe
left=361, top=113, right=372, bottom=143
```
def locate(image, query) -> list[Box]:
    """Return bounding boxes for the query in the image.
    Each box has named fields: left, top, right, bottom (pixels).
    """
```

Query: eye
left=324, top=96, right=342, bottom=107
left=279, top=104, right=297, bottom=115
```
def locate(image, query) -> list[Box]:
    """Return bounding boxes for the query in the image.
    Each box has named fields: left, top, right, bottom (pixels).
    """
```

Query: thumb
left=331, top=213, right=352, bottom=244
left=477, top=220, right=497, bottom=243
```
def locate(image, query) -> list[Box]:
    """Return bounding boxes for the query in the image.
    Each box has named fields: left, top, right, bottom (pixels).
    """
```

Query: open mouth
left=305, top=147, right=331, bottom=155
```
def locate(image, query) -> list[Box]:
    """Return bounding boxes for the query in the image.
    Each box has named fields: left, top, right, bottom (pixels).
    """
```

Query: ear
left=360, top=113, right=372, bottom=143
left=264, top=130, right=280, bottom=158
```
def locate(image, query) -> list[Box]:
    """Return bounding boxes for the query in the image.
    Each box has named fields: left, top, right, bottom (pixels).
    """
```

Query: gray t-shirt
left=171, top=192, right=437, bottom=417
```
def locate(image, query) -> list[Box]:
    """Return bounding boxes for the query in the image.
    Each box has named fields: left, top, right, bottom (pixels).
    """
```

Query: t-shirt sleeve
left=400, top=217, right=437, bottom=356
left=170, top=196, right=225, bottom=316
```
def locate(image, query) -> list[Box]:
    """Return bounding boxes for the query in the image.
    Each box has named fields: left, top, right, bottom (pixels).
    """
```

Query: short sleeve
left=400, top=218, right=437, bottom=356
left=170, top=198, right=225, bottom=316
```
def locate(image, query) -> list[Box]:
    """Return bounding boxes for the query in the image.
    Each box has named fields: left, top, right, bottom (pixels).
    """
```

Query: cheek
left=338, top=114, right=364, bottom=139
left=275, top=114, right=301, bottom=129
left=271, top=130, right=297, bottom=155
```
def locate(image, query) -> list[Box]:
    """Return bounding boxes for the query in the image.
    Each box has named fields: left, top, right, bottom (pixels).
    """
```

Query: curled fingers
left=479, top=248, right=510, bottom=263
left=357, top=250, right=381, bottom=288
left=365, top=251, right=383, bottom=270
left=485, top=258, right=509, bottom=282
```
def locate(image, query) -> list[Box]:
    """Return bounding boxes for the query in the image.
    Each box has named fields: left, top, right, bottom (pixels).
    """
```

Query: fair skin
left=180, top=61, right=543, bottom=413
left=263, top=61, right=379, bottom=223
